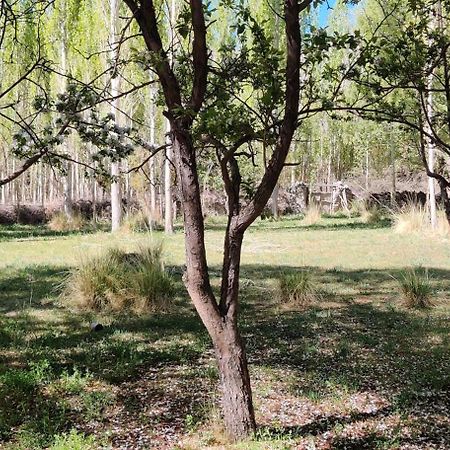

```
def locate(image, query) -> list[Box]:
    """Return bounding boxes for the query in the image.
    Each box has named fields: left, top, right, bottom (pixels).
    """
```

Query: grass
left=396, top=266, right=434, bottom=309
left=278, top=270, right=321, bottom=307
left=0, top=215, right=449, bottom=448
left=48, top=211, right=85, bottom=232
left=60, top=244, right=174, bottom=313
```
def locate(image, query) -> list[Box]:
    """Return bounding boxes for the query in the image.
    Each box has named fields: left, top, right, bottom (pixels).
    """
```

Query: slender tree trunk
left=164, top=0, right=176, bottom=234
left=110, top=0, right=122, bottom=232
left=60, top=4, right=73, bottom=218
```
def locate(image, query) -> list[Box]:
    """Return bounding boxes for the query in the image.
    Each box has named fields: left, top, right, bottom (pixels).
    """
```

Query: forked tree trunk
left=122, top=0, right=301, bottom=441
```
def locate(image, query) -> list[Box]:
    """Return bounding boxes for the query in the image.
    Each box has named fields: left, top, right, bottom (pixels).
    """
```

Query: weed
left=80, top=390, right=114, bottom=421
left=121, top=211, right=163, bottom=233
left=49, top=429, right=99, bottom=450
left=361, top=204, right=384, bottom=224
left=59, top=367, right=92, bottom=394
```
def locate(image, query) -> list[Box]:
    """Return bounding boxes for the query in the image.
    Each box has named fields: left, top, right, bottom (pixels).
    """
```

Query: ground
left=0, top=216, right=449, bottom=449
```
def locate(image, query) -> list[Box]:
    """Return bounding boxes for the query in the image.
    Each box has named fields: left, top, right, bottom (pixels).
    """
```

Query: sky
left=317, top=0, right=338, bottom=27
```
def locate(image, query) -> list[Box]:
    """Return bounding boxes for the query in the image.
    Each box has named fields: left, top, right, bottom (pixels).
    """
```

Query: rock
left=90, top=322, right=104, bottom=332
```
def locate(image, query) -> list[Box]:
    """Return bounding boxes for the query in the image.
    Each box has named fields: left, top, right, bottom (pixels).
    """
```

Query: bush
left=49, top=429, right=98, bottom=450
left=48, top=211, right=85, bottom=232
left=302, top=204, right=321, bottom=225
left=60, top=244, right=174, bottom=313
left=396, top=267, right=434, bottom=309
left=278, top=271, right=320, bottom=307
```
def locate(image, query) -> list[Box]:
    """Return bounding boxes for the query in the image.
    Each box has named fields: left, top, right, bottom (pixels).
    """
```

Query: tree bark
left=215, top=324, right=256, bottom=439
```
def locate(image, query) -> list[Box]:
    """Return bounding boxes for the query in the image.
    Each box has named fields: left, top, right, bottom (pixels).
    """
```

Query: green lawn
left=0, top=216, right=449, bottom=449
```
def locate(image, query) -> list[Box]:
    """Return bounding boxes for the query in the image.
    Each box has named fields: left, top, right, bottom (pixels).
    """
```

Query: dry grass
left=48, top=211, right=85, bottom=232
left=302, top=203, right=321, bottom=225
left=360, top=204, right=383, bottom=224
left=120, top=211, right=163, bottom=233
left=393, top=203, right=450, bottom=237
left=60, top=244, right=174, bottom=314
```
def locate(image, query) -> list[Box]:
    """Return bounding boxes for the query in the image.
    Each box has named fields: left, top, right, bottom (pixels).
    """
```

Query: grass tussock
left=48, top=211, right=85, bottom=232
left=302, top=203, right=322, bottom=225
left=392, top=203, right=428, bottom=234
left=360, top=204, right=383, bottom=224
left=396, top=267, right=434, bottom=309
left=61, top=244, right=174, bottom=314
left=278, top=271, right=321, bottom=308
left=120, top=211, right=163, bottom=233
left=393, top=203, right=450, bottom=237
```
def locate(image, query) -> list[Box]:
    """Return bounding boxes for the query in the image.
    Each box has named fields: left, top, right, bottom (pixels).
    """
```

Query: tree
left=342, top=0, right=450, bottom=221
left=121, top=0, right=304, bottom=439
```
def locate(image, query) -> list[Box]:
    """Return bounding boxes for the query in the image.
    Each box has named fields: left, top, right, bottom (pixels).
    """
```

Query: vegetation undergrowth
left=120, top=211, right=163, bottom=233
left=60, top=243, right=174, bottom=313
left=301, top=204, right=321, bottom=225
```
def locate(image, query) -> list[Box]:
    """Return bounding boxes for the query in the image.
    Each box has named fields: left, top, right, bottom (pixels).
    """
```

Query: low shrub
left=49, top=429, right=98, bottom=450
left=48, top=211, right=85, bottom=232
left=60, top=244, right=174, bottom=313
left=278, top=271, right=320, bottom=307
left=396, top=267, right=434, bottom=309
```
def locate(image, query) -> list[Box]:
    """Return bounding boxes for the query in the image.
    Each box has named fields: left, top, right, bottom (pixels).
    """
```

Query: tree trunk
left=215, top=324, right=255, bottom=440
left=110, top=0, right=122, bottom=232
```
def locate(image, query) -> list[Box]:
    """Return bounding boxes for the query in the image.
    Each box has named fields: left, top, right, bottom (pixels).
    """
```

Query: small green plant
left=48, top=212, right=85, bottom=232
left=59, top=367, right=92, bottom=394
left=60, top=244, right=175, bottom=313
left=49, top=429, right=99, bottom=450
left=278, top=271, right=320, bottom=307
left=80, top=390, right=114, bottom=421
left=396, top=267, right=434, bottom=309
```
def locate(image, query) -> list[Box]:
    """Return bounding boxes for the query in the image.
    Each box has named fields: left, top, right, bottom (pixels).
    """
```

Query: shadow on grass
left=203, top=215, right=392, bottom=233
left=0, top=262, right=449, bottom=447
left=0, top=224, right=110, bottom=242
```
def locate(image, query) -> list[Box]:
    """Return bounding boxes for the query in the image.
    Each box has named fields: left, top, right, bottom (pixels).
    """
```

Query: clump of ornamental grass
left=48, top=211, right=85, bottom=232
left=302, top=203, right=322, bottom=226
left=435, top=211, right=450, bottom=237
left=278, top=271, right=320, bottom=308
left=395, top=267, right=434, bottom=309
left=60, top=244, right=174, bottom=314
